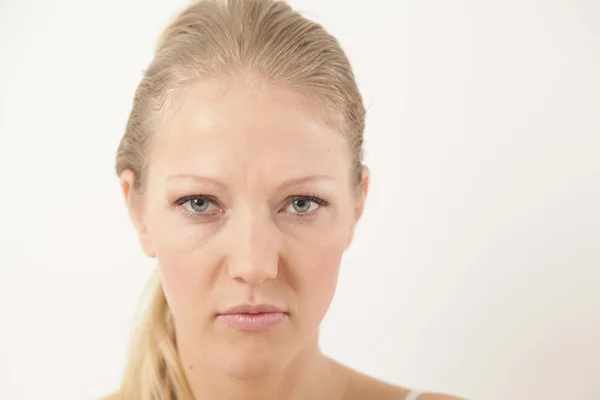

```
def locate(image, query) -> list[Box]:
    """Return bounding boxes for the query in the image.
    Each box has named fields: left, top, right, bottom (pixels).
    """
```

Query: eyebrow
left=166, top=173, right=335, bottom=190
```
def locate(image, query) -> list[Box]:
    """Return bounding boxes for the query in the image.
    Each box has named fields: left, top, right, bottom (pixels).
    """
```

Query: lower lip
left=217, top=312, right=287, bottom=331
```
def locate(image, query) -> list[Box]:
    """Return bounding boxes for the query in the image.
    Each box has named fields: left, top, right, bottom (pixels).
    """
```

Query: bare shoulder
left=417, top=393, right=466, bottom=400
left=338, top=361, right=464, bottom=400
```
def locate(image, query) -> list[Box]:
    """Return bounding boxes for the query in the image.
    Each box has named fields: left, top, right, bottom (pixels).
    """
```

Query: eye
left=284, top=196, right=328, bottom=215
left=176, top=195, right=220, bottom=215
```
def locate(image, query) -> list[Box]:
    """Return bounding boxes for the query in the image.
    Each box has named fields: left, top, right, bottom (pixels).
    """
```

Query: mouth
left=217, top=304, right=288, bottom=331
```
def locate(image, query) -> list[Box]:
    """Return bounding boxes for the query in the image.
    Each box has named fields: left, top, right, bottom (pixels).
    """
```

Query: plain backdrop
left=0, top=1, right=599, bottom=399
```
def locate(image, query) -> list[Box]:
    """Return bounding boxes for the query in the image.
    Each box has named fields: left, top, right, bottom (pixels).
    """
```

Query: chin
left=212, top=342, right=289, bottom=379
left=219, top=351, right=282, bottom=379
left=211, top=331, right=297, bottom=379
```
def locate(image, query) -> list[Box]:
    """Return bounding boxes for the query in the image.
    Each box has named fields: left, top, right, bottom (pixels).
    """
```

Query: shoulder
left=338, top=362, right=464, bottom=400
left=415, top=393, right=466, bottom=400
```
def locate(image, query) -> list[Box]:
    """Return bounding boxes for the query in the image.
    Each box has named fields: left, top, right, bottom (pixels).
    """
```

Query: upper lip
left=220, top=304, right=285, bottom=315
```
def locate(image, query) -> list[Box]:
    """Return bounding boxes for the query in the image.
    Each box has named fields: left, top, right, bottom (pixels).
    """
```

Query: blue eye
left=176, top=195, right=219, bottom=215
left=175, top=194, right=329, bottom=219
left=286, top=198, right=319, bottom=214
left=284, top=195, right=329, bottom=216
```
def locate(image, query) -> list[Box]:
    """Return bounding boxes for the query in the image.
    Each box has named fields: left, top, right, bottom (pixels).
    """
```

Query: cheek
left=292, top=208, right=355, bottom=310
left=292, top=236, right=347, bottom=325
left=149, top=217, right=218, bottom=324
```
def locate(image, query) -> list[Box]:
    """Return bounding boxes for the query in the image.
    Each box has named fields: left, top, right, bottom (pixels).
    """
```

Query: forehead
left=147, top=74, right=350, bottom=187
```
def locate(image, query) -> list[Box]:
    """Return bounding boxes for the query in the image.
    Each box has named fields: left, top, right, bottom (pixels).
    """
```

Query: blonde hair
left=113, top=0, right=366, bottom=398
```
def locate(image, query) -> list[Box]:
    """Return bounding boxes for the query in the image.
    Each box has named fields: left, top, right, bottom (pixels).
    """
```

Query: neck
left=178, top=336, right=348, bottom=400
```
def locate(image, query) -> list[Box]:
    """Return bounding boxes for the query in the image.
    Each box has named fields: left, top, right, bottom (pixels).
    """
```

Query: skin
left=119, top=71, right=462, bottom=400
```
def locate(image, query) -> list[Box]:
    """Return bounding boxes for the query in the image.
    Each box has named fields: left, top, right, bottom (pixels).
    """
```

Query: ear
left=120, top=169, right=156, bottom=258
left=355, top=164, right=370, bottom=221
left=346, top=164, right=370, bottom=249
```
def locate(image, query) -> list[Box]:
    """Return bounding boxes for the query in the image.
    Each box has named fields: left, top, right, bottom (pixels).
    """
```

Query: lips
left=217, top=304, right=287, bottom=331
left=220, top=304, right=285, bottom=315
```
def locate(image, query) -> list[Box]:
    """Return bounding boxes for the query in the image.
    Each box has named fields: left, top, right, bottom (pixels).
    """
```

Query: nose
left=226, top=208, right=279, bottom=286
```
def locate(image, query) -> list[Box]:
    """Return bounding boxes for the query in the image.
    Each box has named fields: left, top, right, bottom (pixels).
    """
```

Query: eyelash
left=175, top=192, right=330, bottom=220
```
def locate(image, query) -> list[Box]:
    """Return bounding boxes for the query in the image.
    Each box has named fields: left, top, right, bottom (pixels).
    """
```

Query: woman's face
left=123, top=73, right=368, bottom=378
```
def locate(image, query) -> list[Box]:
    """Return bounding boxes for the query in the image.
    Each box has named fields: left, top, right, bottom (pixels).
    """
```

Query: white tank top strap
left=405, top=390, right=425, bottom=400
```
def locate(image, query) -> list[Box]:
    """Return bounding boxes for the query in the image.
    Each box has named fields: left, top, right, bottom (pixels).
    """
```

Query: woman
left=107, top=0, right=464, bottom=399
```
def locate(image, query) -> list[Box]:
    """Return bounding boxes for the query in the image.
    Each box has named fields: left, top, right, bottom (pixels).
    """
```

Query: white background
left=0, top=1, right=599, bottom=399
